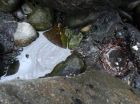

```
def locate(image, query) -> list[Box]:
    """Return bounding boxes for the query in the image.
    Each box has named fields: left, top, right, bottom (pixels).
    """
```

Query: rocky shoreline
left=0, top=0, right=140, bottom=103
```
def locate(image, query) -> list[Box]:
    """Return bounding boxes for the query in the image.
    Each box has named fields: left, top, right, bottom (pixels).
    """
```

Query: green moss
left=65, top=29, right=83, bottom=49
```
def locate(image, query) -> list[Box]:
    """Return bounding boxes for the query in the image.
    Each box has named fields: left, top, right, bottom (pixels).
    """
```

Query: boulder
left=0, top=0, right=22, bottom=12
left=0, top=70, right=140, bottom=104
left=29, top=0, right=137, bottom=14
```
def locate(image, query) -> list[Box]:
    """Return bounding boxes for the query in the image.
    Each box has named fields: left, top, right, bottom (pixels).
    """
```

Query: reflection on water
left=0, top=32, right=71, bottom=82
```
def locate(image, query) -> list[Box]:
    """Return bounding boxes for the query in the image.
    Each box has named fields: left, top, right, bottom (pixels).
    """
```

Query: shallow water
left=0, top=32, right=71, bottom=82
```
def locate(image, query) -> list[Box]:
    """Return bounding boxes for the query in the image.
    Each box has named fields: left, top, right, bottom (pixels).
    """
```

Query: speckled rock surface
left=0, top=70, right=140, bottom=104
left=0, top=0, right=21, bottom=12
left=29, top=0, right=137, bottom=14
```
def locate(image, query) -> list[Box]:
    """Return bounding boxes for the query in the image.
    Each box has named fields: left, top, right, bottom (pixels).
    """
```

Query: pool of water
left=0, top=32, right=71, bottom=81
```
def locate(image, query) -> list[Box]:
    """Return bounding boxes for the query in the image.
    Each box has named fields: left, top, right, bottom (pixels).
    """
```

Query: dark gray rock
left=65, top=11, right=105, bottom=28
left=0, top=12, right=37, bottom=77
left=0, top=12, right=38, bottom=47
left=29, top=0, right=137, bottom=14
left=0, top=12, right=18, bottom=77
left=49, top=54, right=85, bottom=76
left=0, top=70, right=140, bottom=104
left=27, top=7, right=53, bottom=31
left=0, top=12, right=17, bottom=36
left=0, top=0, right=21, bottom=12
left=75, top=11, right=122, bottom=69
left=30, top=0, right=109, bottom=14
left=133, top=3, right=140, bottom=30
left=125, top=24, right=140, bottom=70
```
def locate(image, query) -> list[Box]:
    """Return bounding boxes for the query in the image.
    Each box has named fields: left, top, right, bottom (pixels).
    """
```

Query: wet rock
left=65, top=11, right=100, bottom=28
left=27, top=0, right=138, bottom=29
left=65, top=10, right=119, bottom=28
left=91, top=23, right=136, bottom=77
left=30, top=0, right=109, bottom=14
left=0, top=11, right=15, bottom=21
left=0, top=12, right=19, bottom=77
left=44, top=26, right=83, bottom=49
left=133, top=3, right=140, bottom=30
left=0, top=32, right=17, bottom=77
left=75, top=11, right=121, bottom=69
left=99, top=43, right=135, bottom=77
left=65, top=29, right=83, bottom=49
left=0, top=42, right=19, bottom=77
left=68, top=34, right=83, bottom=49
left=0, top=0, right=21, bottom=12
left=75, top=36, right=100, bottom=70
left=0, top=12, right=38, bottom=47
left=123, top=71, right=140, bottom=91
left=44, top=24, right=67, bottom=48
left=54, top=10, right=65, bottom=25
left=21, top=2, right=34, bottom=15
left=6, top=60, right=19, bottom=76
left=13, top=9, right=26, bottom=21
left=14, top=1, right=35, bottom=21
left=84, top=11, right=121, bottom=42
left=128, top=0, right=140, bottom=10
left=27, top=7, right=53, bottom=31
left=0, top=31, right=16, bottom=54
left=0, top=70, right=140, bottom=104
left=48, top=53, right=85, bottom=76
left=0, top=12, right=17, bottom=36
left=13, top=22, right=38, bottom=47
left=29, top=0, right=136, bottom=15
left=118, top=10, right=133, bottom=23
left=125, top=24, right=140, bottom=70
left=129, top=73, right=140, bottom=90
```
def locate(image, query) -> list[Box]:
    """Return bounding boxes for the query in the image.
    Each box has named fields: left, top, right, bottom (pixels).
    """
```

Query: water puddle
left=0, top=32, right=71, bottom=81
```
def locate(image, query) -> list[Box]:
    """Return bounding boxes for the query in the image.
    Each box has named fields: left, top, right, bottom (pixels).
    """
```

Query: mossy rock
left=0, top=0, right=20, bottom=12
left=65, top=29, right=83, bottom=49
left=27, top=7, right=53, bottom=31
left=49, top=54, right=85, bottom=76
